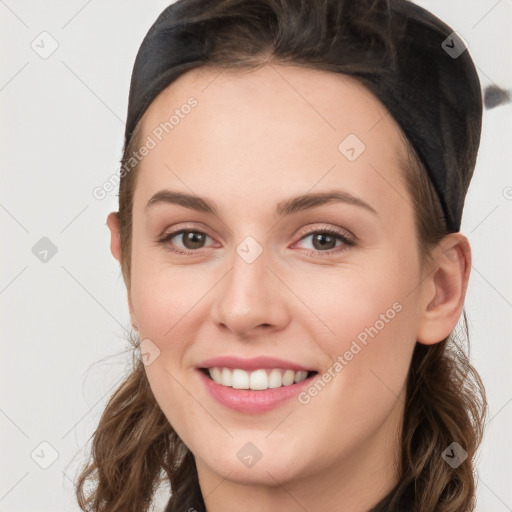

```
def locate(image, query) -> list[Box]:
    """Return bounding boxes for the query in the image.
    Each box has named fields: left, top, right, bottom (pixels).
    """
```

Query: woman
left=75, top=0, right=487, bottom=510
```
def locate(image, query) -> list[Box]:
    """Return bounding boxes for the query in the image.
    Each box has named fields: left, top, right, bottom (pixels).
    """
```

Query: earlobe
left=416, top=234, right=471, bottom=345
left=106, top=211, right=122, bottom=263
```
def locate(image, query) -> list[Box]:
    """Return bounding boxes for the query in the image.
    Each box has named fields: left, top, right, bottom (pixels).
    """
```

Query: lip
left=197, top=368, right=316, bottom=414
left=197, top=355, right=314, bottom=372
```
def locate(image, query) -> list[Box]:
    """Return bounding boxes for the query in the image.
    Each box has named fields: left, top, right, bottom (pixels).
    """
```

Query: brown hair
left=75, top=1, right=487, bottom=510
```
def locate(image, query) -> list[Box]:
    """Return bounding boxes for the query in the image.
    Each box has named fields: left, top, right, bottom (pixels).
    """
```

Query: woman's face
left=118, top=64, right=430, bottom=497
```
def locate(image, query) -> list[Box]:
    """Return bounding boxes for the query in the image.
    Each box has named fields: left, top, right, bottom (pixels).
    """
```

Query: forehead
left=141, top=63, right=404, bottom=149
left=134, top=63, right=409, bottom=222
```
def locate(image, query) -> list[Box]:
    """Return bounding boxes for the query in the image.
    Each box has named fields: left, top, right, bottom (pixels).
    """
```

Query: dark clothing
left=368, top=481, right=416, bottom=511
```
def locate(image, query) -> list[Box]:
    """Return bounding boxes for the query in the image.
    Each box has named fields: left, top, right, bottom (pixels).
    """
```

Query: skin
left=107, top=63, right=471, bottom=512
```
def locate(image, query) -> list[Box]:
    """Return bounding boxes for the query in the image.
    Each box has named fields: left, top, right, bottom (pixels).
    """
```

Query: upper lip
left=197, top=356, right=314, bottom=372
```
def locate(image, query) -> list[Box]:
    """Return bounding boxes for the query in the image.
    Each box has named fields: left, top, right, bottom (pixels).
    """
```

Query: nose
left=210, top=247, right=291, bottom=339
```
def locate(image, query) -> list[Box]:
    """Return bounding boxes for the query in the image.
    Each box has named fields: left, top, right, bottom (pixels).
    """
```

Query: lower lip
left=197, top=369, right=314, bottom=414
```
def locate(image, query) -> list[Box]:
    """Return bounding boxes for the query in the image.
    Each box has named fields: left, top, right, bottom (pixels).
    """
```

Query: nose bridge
left=210, top=238, right=289, bottom=336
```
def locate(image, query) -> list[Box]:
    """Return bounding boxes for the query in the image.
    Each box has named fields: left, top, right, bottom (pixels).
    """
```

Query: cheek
left=289, top=249, right=420, bottom=344
left=289, top=252, right=420, bottom=399
left=129, top=252, right=210, bottom=433
left=129, top=245, right=207, bottom=340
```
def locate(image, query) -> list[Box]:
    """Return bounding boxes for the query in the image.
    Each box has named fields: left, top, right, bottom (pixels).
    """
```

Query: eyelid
left=158, top=222, right=215, bottom=241
left=294, top=223, right=355, bottom=242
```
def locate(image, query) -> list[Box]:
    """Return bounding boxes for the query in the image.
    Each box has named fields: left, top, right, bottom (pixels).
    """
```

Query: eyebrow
left=144, top=189, right=377, bottom=217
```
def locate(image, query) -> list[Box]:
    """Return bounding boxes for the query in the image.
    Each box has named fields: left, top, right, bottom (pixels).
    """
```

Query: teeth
left=207, top=367, right=309, bottom=390
left=211, top=367, right=222, bottom=383
left=282, top=369, right=295, bottom=386
left=221, top=367, right=232, bottom=386
left=249, top=369, right=268, bottom=390
left=268, top=369, right=282, bottom=388
left=232, top=369, right=249, bottom=389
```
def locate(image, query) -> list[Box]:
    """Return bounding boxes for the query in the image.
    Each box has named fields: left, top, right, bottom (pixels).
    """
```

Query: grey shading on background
left=0, top=0, right=511, bottom=511
left=484, top=84, right=511, bottom=109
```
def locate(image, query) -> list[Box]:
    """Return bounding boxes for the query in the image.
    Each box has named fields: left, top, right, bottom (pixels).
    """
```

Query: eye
left=158, top=229, right=216, bottom=254
left=295, top=227, right=354, bottom=254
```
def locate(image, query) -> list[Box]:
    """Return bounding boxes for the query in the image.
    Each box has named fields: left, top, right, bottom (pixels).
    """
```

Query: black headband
left=124, top=0, right=482, bottom=232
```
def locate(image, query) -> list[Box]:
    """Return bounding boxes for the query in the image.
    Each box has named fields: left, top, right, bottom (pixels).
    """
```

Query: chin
left=194, top=439, right=305, bottom=486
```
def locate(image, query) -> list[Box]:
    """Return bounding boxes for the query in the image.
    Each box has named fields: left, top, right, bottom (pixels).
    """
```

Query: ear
left=416, top=233, right=471, bottom=345
left=106, top=212, right=138, bottom=331
left=106, top=211, right=122, bottom=262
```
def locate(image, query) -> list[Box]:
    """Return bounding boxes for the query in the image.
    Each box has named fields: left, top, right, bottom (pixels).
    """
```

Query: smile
left=204, top=367, right=313, bottom=390
left=196, top=355, right=319, bottom=412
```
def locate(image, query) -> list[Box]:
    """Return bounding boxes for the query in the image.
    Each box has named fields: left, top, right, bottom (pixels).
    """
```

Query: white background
left=1, top=1, right=511, bottom=511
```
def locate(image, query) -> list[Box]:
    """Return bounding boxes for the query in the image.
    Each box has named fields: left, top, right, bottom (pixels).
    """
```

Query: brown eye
left=297, top=229, right=351, bottom=253
left=181, top=230, right=207, bottom=249
left=311, top=233, right=337, bottom=250
left=159, top=229, right=214, bottom=253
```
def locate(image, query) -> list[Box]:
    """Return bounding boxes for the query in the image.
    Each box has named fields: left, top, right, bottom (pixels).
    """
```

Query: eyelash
left=157, top=224, right=355, bottom=257
left=292, top=226, right=355, bottom=256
